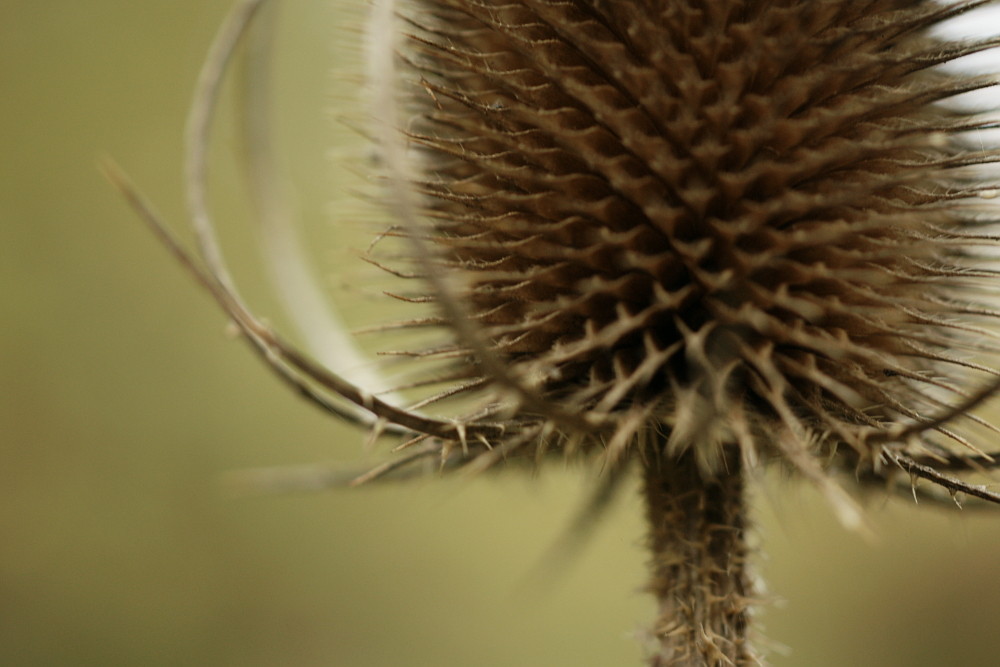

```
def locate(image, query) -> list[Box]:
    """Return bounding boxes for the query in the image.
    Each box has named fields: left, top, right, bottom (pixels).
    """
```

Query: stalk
left=642, top=445, right=756, bottom=666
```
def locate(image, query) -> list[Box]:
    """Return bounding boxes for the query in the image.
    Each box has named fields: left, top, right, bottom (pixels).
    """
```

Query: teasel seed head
left=356, top=5, right=1000, bottom=657
left=361, top=0, right=1000, bottom=511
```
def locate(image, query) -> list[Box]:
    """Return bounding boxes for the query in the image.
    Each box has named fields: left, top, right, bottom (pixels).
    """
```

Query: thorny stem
left=643, top=445, right=757, bottom=666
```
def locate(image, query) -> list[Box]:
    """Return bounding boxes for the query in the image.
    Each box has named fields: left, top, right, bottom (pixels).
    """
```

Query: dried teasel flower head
left=109, top=0, right=1000, bottom=663
left=363, top=0, right=1000, bottom=511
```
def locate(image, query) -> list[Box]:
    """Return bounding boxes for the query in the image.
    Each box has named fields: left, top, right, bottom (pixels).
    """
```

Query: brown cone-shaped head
left=370, top=0, right=1000, bottom=489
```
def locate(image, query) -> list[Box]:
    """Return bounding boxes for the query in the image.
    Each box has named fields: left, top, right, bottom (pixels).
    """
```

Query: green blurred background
left=3, top=2, right=1000, bottom=665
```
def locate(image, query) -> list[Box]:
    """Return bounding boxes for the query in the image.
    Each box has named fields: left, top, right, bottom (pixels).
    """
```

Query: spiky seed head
left=367, top=0, right=1000, bottom=498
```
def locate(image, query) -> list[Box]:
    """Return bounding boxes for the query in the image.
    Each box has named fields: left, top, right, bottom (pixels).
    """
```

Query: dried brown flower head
left=110, top=0, right=1000, bottom=664
left=364, top=0, right=1000, bottom=513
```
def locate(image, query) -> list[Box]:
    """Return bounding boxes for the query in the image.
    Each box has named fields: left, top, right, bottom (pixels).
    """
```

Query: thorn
left=456, top=421, right=469, bottom=456
left=439, top=440, right=454, bottom=471
left=364, top=417, right=389, bottom=453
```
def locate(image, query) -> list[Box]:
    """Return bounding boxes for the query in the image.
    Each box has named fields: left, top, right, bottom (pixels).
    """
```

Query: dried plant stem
left=642, top=446, right=756, bottom=666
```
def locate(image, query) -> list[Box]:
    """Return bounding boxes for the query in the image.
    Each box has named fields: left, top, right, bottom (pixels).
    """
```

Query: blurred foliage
left=2, top=2, right=1000, bottom=665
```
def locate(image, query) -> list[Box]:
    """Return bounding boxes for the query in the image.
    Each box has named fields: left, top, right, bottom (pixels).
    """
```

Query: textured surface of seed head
left=377, top=0, right=1000, bottom=480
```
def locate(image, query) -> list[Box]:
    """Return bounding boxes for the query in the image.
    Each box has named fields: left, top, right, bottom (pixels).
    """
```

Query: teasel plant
left=105, top=0, right=1000, bottom=664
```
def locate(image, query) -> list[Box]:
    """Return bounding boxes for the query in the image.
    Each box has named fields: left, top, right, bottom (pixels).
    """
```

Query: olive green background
left=3, top=2, right=1000, bottom=665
